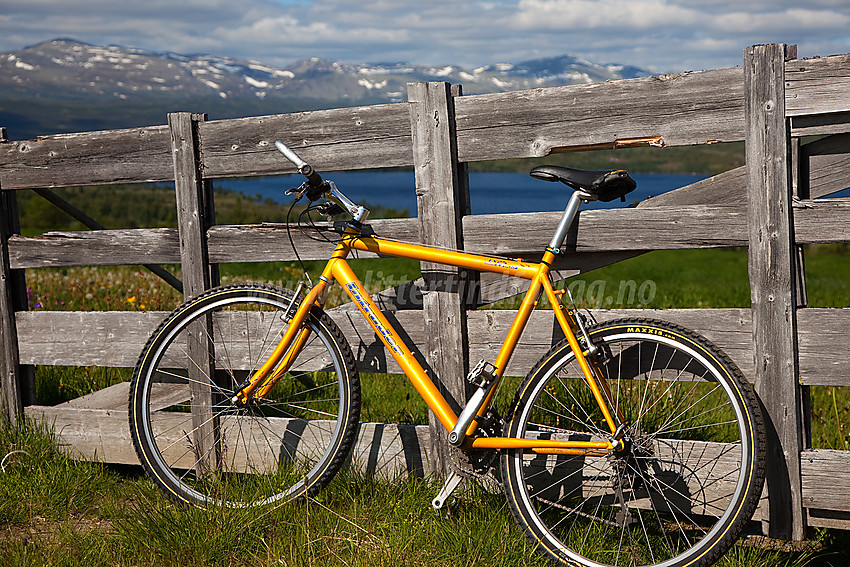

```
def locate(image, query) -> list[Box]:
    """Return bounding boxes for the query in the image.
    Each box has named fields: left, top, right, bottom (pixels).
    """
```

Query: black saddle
left=530, top=165, right=636, bottom=202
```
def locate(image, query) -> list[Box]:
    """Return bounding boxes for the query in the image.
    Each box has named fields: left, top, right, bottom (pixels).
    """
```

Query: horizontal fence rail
left=0, top=44, right=848, bottom=539
left=7, top=198, right=848, bottom=269
left=3, top=54, right=850, bottom=190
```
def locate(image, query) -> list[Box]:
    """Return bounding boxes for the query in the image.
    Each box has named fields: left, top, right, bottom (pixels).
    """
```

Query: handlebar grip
left=275, top=141, right=326, bottom=197
left=275, top=141, right=308, bottom=170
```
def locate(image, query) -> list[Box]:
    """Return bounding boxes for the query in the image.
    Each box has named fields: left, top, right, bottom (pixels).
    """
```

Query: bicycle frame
left=235, top=225, right=622, bottom=455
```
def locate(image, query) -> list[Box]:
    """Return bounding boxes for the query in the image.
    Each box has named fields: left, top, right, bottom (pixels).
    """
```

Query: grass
left=5, top=420, right=850, bottom=567
left=6, top=244, right=850, bottom=565
left=2, top=416, right=847, bottom=567
left=0, top=417, right=548, bottom=567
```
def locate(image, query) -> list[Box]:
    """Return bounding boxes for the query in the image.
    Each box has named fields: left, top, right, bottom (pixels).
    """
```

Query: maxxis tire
left=501, top=318, right=765, bottom=567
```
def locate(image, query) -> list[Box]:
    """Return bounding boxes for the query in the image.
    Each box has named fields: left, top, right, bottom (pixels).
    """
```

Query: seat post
left=547, top=190, right=588, bottom=253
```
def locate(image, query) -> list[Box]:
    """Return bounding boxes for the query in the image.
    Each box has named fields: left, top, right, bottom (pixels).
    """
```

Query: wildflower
left=126, top=296, right=137, bottom=304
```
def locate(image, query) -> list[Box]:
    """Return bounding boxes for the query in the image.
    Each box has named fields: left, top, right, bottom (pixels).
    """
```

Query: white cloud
left=0, top=0, right=849, bottom=73
left=712, top=8, right=850, bottom=34
left=514, top=0, right=702, bottom=30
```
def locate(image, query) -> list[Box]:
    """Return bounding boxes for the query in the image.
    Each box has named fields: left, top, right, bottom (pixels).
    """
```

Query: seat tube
left=548, top=191, right=584, bottom=253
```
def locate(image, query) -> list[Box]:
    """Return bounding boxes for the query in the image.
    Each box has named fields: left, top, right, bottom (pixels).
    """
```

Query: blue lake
left=214, top=171, right=708, bottom=216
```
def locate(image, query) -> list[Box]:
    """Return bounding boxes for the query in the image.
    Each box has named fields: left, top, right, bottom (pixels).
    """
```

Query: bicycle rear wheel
left=129, top=283, right=360, bottom=507
left=502, top=318, right=765, bottom=567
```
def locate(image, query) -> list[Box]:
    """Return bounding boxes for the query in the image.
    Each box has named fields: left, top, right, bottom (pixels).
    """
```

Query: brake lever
left=285, top=182, right=309, bottom=201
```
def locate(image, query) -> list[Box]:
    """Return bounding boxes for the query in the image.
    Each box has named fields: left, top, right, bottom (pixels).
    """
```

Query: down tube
left=330, top=258, right=459, bottom=432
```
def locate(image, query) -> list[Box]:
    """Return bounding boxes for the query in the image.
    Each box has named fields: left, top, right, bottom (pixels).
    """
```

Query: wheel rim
left=509, top=331, right=754, bottom=567
left=137, top=293, right=348, bottom=507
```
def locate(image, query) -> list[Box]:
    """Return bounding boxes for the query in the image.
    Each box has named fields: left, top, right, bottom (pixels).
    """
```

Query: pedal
left=431, top=470, right=464, bottom=510
left=466, top=360, right=497, bottom=388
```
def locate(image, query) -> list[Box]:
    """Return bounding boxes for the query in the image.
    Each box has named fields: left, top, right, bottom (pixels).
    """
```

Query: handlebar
left=274, top=141, right=328, bottom=201
left=275, top=140, right=370, bottom=223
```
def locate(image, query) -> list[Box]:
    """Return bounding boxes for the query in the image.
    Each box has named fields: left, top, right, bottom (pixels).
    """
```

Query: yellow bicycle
left=129, top=141, right=765, bottom=567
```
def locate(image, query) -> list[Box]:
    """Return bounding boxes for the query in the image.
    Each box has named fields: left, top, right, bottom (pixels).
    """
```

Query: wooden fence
left=1, top=43, right=849, bottom=540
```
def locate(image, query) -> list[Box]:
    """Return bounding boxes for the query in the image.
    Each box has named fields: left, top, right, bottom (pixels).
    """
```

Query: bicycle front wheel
left=502, top=318, right=765, bottom=567
left=129, top=283, right=360, bottom=507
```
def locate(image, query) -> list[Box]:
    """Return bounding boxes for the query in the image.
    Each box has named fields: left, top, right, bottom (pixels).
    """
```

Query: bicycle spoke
left=132, top=285, right=359, bottom=508
left=505, top=321, right=763, bottom=567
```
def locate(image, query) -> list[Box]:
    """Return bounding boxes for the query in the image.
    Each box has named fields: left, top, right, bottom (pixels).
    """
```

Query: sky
left=1, top=0, right=849, bottom=73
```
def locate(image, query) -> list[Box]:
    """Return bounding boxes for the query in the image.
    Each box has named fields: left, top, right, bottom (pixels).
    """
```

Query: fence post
left=168, top=112, right=219, bottom=471
left=408, top=82, right=471, bottom=477
left=0, top=123, right=35, bottom=423
left=744, top=43, right=806, bottom=540
left=0, top=180, right=23, bottom=424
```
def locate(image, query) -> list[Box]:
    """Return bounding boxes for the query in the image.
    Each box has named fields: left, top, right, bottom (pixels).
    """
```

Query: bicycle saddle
left=530, top=165, right=637, bottom=202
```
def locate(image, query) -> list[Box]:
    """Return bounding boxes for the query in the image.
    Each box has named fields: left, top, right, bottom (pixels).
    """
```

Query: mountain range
left=0, top=39, right=652, bottom=139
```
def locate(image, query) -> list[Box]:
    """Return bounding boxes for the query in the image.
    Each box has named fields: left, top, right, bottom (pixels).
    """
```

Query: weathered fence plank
left=170, top=111, right=219, bottom=471
left=15, top=311, right=168, bottom=367
left=794, top=199, right=850, bottom=243
left=8, top=228, right=181, bottom=268
left=463, top=205, right=750, bottom=255
left=785, top=53, right=850, bottom=116
left=171, top=112, right=215, bottom=299
left=198, top=103, right=413, bottom=178
left=408, top=82, right=471, bottom=477
left=16, top=307, right=849, bottom=389
left=0, top=187, right=24, bottom=423
left=207, top=217, right=420, bottom=263
left=0, top=125, right=172, bottom=190
left=800, top=450, right=850, bottom=511
left=745, top=43, right=805, bottom=541
left=797, top=309, right=850, bottom=386
left=24, top=402, right=435, bottom=479
left=467, top=308, right=756, bottom=380
left=453, top=67, right=746, bottom=162
left=791, top=111, right=850, bottom=137
left=639, top=166, right=747, bottom=207
left=7, top=197, right=848, bottom=270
